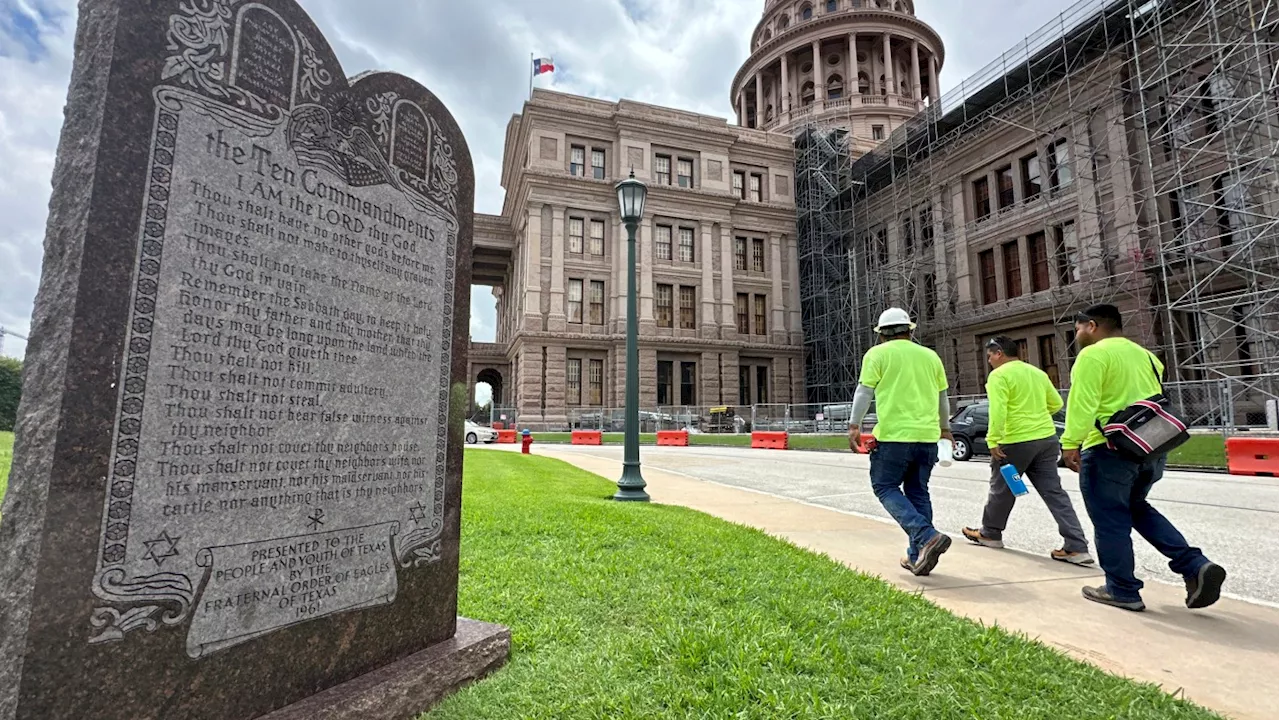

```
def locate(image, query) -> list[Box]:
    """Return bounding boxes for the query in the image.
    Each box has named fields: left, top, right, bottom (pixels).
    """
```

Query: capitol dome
left=731, top=0, right=945, bottom=147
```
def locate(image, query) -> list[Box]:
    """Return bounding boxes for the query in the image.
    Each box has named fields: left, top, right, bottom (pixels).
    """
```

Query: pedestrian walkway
left=519, top=445, right=1279, bottom=720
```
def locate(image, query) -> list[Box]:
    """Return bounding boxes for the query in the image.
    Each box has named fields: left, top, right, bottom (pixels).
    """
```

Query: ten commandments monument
left=0, top=1, right=509, bottom=717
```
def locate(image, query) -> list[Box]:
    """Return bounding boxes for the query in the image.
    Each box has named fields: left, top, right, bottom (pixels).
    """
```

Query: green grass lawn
left=1168, top=434, right=1228, bottom=469
left=429, top=450, right=1219, bottom=719
left=0, top=431, right=12, bottom=508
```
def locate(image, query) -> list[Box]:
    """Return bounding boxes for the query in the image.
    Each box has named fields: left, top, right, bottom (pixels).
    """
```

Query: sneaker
left=910, top=533, right=952, bottom=576
left=1051, top=549, right=1095, bottom=566
left=1185, top=562, right=1227, bottom=609
left=962, top=527, right=1004, bottom=549
left=1082, top=585, right=1145, bottom=611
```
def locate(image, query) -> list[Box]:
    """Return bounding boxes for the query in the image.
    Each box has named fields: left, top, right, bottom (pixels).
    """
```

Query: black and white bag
left=1095, top=358, right=1190, bottom=461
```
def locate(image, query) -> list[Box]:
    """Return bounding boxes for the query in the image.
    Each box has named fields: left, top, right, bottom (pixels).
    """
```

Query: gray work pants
left=982, top=436, right=1090, bottom=553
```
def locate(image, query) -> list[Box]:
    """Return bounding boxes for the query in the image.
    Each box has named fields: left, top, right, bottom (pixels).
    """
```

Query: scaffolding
left=794, top=0, right=1278, bottom=425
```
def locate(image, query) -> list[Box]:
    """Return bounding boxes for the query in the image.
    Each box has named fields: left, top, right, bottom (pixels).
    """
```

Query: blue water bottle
left=1000, top=463, right=1029, bottom=497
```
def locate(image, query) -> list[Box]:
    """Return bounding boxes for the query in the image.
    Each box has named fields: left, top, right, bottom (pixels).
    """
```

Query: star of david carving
left=141, top=530, right=180, bottom=568
left=408, top=501, right=428, bottom=525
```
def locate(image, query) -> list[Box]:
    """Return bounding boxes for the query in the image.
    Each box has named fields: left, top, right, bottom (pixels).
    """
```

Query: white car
left=464, top=421, right=497, bottom=444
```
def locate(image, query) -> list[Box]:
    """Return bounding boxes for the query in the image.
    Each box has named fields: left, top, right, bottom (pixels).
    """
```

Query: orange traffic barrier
left=492, top=422, right=505, bottom=430
left=656, top=430, right=689, bottom=447
left=571, top=430, right=603, bottom=446
left=1226, top=437, right=1279, bottom=477
left=751, top=431, right=788, bottom=450
left=496, top=429, right=518, bottom=444
left=853, top=433, right=874, bottom=454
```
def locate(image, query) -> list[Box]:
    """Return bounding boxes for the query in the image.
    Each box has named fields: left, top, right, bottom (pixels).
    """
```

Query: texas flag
left=533, top=57, right=555, bottom=76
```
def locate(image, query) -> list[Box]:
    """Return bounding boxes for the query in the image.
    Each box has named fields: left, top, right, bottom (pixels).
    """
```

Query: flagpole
left=529, top=53, right=534, bottom=101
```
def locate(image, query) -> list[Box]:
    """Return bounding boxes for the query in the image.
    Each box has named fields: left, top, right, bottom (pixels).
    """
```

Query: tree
left=0, top=357, right=21, bottom=432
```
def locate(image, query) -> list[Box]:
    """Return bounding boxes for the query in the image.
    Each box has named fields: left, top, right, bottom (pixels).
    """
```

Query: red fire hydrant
left=520, top=429, right=533, bottom=455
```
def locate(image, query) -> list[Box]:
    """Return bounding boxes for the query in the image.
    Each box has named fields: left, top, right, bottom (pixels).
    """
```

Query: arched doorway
left=474, top=368, right=504, bottom=423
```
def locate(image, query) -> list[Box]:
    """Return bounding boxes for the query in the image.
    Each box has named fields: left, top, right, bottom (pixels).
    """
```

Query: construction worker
left=848, top=307, right=954, bottom=576
left=962, top=336, right=1093, bottom=565
left=1062, top=304, right=1226, bottom=612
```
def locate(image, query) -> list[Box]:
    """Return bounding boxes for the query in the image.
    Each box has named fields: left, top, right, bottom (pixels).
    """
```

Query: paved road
left=539, top=444, right=1279, bottom=605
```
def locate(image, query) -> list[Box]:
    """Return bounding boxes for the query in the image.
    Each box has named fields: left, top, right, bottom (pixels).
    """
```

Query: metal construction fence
left=493, top=377, right=1276, bottom=434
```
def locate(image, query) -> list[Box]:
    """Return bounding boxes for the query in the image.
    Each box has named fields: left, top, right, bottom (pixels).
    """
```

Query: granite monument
left=0, top=1, right=508, bottom=717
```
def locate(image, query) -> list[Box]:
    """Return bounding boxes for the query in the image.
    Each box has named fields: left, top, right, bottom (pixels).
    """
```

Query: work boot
left=1051, top=549, right=1094, bottom=566
left=962, top=527, right=1004, bottom=548
left=1082, top=585, right=1145, bottom=612
left=899, top=557, right=913, bottom=573
left=910, top=533, right=951, bottom=576
left=1185, top=562, right=1227, bottom=609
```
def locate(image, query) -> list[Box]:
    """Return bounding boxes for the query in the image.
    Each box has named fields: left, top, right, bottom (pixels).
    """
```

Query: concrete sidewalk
left=526, top=445, right=1279, bottom=720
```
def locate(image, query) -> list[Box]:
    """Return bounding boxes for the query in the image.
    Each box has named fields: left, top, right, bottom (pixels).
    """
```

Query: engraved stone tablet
left=0, top=1, right=507, bottom=719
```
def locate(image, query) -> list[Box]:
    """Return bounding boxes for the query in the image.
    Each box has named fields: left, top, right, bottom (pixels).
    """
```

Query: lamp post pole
left=614, top=172, right=649, bottom=501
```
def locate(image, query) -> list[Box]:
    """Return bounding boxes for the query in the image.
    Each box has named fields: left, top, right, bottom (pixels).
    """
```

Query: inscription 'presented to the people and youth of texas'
left=90, top=1, right=461, bottom=657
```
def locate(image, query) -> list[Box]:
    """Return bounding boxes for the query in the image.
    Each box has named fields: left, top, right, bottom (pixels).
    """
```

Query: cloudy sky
left=0, top=0, right=1082, bottom=362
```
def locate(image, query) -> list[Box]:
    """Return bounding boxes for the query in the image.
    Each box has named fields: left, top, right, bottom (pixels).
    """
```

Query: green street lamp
left=613, top=170, right=650, bottom=502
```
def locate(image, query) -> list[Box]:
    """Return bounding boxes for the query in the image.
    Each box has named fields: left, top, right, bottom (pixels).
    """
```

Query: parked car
left=464, top=420, right=497, bottom=444
left=948, top=401, right=1066, bottom=463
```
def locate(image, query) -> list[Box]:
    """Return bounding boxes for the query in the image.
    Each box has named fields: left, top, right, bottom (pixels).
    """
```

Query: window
left=567, top=279, right=584, bottom=323
left=1047, top=138, right=1072, bottom=190
left=979, top=249, right=997, bottom=304
left=589, top=219, right=605, bottom=256
left=591, top=148, right=605, bottom=179
left=568, top=216, right=584, bottom=254
left=1038, top=335, right=1060, bottom=387
left=589, top=280, right=605, bottom=325
left=827, top=0, right=838, bottom=10
left=1055, top=222, right=1078, bottom=285
left=872, top=125, right=885, bottom=141
left=570, top=145, right=585, bottom=176
left=996, top=165, right=1015, bottom=209
left=733, top=171, right=746, bottom=199
left=679, top=286, right=696, bottom=329
left=801, top=81, right=815, bottom=105
left=1002, top=240, right=1022, bottom=299
left=656, top=284, right=674, bottom=328
left=678, top=227, right=695, bottom=262
left=1020, top=152, right=1041, bottom=200
left=858, top=73, right=871, bottom=95
left=756, top=366, right=770, bottom=403
left=657, top=361, right=673, bottom=406
left=919, top=205, right=934, bottom=251
left=738, top=366, right=752, bottom=406
left=752, top=238, right=766, bottom=272
left=801, top=4, right=813, bottom=19
left=749, top=173, right=763, bottom=202
left=655, top=154, right=672, bottom=185
left=734, top=237, right=748, bottom=270
left=736, top=293, right=750, bottom=334
left=1028, top=231, right=1050, bottom=292
left=680, top=362, right=697, bottom=405
left=901, top=214, right=915, bottom=255
left=875, top=226, right=889, bottom=265
left=973, top=176, right=991, bottom=220
left=827, top=74, right=844, bottom=100
left=754, top=294, right=767, bottom=335
left=779, top=13, right=789, bottom=29
left=656, top=225, right=673, bottom=261
left=1232, top=305, right=1258, bottom=376
left=677, top=158, right=694, bottom=188
left=588, top=359, right=604, bottom=405
left=922, top=273, right=936, bottom=319
left=1167, top=191, right=1185, bottom=233
left=567, top=359, right=582, bottom=405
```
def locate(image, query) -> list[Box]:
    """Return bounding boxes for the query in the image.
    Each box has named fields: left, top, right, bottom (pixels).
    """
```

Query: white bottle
left=937, top=439, right=954, bottom=467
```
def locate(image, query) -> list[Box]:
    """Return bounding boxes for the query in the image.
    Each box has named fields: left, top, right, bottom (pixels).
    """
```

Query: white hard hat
left=874, top=307, right=916, bottom=333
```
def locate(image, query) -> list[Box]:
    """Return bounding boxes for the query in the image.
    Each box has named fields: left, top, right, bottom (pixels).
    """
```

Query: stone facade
left=474, top=90, right=805, bottom=429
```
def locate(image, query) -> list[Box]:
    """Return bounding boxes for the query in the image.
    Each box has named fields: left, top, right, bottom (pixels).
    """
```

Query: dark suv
left=948, top=401, right=1067, bottom=462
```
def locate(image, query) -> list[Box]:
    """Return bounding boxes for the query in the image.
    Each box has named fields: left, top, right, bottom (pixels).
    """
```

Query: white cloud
left=0, top=0, right=1076, bottom=358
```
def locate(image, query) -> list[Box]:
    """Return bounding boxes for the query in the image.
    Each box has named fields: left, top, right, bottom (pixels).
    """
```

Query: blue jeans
left=869, top=442, right=940, bottom=563
left=1079, top=446, right=1209, bottom=601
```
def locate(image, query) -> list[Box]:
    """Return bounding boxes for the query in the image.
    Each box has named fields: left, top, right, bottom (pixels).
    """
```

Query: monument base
left=260, top=618, right=511, bottom=720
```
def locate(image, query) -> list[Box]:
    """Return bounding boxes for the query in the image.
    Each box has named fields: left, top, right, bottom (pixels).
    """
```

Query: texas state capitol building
left=470, top=1, right=944, bottom=429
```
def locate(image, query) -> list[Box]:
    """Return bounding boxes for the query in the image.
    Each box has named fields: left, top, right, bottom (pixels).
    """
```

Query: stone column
left=543, top=345, right=567, bottom=428
left=910, top=39, right=921, bottom=101
left=700, top=351, right=721, bottom=411
left=639, top=216, right=656, bottom=333
left=548, top=205, right=567, bottom=332
left=882, top=34, right=894, bottom=95
left=611, top=215, right=624, bottom=333
left=516, top=344, right=544, bottom=425
left=639, top=347, right=658, bottom=408
left=769, top=232, right=786, bottom=344
left=780, top=53, right=790, bottom=120
left=811, top=39, right=823, bottom=108
left=700, top=221, right=717, bottom=337
left=720, top=225, right=736, bottom=337
left=738, top=91, right=747, bottom=126
left=787, top=235, right=803, bottom=345
left=929, top=55, right=939, bottom=103
left=950, top=180, right=974, bottom=311
left=849, top=34, right=859, bottom=96
left=754, top=72, right=764, bottom=128
left=523, top=204, right=544, bottom=331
